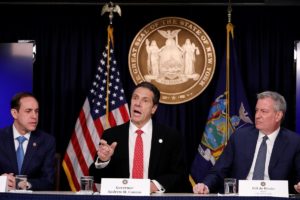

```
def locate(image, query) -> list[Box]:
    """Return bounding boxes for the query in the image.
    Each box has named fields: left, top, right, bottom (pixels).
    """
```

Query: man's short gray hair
left=257, top=91, right=286, bottom=115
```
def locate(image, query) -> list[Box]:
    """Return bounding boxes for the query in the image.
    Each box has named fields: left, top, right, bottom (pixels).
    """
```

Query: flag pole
left=226, top=1, right=234, bottom=142
left=101, top=2, right=121, bottom=126
left=63, top=2, right=128, bottom=192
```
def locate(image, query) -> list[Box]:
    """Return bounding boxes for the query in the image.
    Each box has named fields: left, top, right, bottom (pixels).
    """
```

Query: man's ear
left=151, top=104, right=158, bottom=115
left=275, top=111, right=283, bottom=122
left=10, top=109, right=18, bottom=119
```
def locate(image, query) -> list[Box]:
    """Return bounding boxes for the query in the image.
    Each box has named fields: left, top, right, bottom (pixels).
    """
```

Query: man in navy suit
left=193, top=91, right=300, bottom=194
left=89, top=82, right=190, bottom=193
left=0, top=92, right=56, bottom=191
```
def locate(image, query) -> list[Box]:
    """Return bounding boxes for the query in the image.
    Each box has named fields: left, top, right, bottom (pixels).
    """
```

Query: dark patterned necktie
left=253, top=136, right=268, bottom=180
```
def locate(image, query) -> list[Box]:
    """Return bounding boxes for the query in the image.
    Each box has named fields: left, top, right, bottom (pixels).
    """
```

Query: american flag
left=62, top=26, right=130, bottom=191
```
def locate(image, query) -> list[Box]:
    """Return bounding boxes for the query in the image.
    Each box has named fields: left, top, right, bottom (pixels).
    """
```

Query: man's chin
left=26, top=127, right=37, bottom=132
left=131, top=119, right=143, bottom=126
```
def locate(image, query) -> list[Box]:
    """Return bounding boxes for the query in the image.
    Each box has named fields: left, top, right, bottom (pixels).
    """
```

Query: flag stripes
left=62, top=25, right=130, bottom=191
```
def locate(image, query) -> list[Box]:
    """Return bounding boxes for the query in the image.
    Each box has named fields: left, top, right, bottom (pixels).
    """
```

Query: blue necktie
left=16, top=136, right=27, bottom=174
left=253, top=136, right=268, bottom=180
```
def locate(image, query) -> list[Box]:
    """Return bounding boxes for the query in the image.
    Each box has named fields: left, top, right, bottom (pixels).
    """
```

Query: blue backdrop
left=0, top=43, right=33, bottom=128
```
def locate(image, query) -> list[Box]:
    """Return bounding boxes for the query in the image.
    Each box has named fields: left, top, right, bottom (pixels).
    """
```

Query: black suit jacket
left=89, top=121, right=191, bottom=192
left=0, top=126, right=56, bottom=190
left=203, top=125, right=300, bottom=193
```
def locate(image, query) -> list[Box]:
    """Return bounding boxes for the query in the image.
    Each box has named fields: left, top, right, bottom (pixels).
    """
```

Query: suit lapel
left=244, top=130, right=259, bottom=176
left=268, top=129, right=288, bottom=172
left=21, top=131, right=39, bottom=174
left=121, top=123, right=130, bottom=175
left=4, top=127, right=19, bottom=173
left=148, top=122, right=164, bottom=177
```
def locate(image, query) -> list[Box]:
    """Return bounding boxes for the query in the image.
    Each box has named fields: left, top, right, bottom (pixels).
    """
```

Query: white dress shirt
left=246, top=128, right=280, bottom=180
left=13, top=125, right=31, bottom=153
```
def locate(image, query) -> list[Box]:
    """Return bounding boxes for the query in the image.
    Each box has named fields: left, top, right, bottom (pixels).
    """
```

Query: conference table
left=1, top=192, right=300, bottom=200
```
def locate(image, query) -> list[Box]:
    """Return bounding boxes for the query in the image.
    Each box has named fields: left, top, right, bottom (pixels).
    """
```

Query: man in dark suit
left=0, top=92, right=56, bottom=191
left=89, top=82, right=190, bottom=193
left=193, top=91, right=300, bottom=194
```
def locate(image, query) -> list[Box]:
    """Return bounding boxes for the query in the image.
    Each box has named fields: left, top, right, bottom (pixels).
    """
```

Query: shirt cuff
left=27, top=181, right=32, bottom=190
left=94, top=157, right=110, bottom=169
left=151, top=180, right=165, bottom=193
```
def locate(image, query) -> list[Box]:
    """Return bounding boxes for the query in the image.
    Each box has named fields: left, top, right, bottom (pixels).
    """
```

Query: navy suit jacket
left=89, top=121, right=191, bottom=193
left=0, top=126, right=56, bottom=190
left=203, top=125, right=300, bottom=193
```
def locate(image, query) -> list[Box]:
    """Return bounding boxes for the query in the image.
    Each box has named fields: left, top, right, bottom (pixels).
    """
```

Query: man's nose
left=31, top=112, right=38, bottom=118
left=255, top=111, right=261, bottom=118
left=135, top=100, right=141, bottom=106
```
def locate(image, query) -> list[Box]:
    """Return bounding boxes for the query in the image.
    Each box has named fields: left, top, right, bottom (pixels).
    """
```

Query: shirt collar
left=258, top=127, right=280, bottom=143
left=13, top=124, right=31, bottom=140
left=130, top=119, right=152, bottom=134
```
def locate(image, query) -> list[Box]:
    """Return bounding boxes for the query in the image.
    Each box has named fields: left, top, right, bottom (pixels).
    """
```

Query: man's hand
left=193, top=183, right=210, bottom=194
left=150, top=181, right=158, bottom=193
left=1, top=173, right=15, bottom=191
left=97, top=139, right=117, bottom=162
left=294, top=182, right=300, bottom=193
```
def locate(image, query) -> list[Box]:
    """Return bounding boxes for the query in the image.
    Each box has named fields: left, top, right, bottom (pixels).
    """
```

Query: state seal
left=128, top=17, right=216, bottom=104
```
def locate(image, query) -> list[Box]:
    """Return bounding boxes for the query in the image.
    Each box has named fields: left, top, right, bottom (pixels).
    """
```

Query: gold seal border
left=128, top=17, right=216, bottom=104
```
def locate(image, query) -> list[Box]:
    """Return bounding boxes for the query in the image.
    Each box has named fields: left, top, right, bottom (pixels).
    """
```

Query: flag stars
left=87, top=45, right=128, bottom=119
left=103, top=52, right=107, bottom=58
left=100, top=59, right=105, bottom=65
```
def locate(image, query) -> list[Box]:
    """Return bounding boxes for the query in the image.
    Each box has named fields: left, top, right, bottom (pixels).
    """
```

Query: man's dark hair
left=11, top=92, right=37, bottom=111
left=133, top=82, right=160, bottom=105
